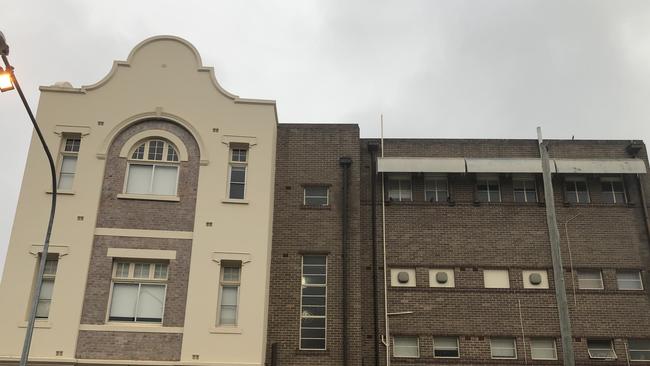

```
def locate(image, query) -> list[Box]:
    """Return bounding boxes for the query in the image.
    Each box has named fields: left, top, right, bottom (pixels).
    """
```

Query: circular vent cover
left=436, top=272, right=448, bottom=284
left=397, top=271, right=410, bottom=284
left=529, top=273, right=543, bottom=285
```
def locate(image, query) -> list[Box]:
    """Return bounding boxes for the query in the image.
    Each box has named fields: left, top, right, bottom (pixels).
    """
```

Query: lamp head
left=0, top=31, right=8, bottom=56
left=0, top=67, right=14, bottom=92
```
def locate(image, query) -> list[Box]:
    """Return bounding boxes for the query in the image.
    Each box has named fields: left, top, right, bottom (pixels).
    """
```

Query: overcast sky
left=1, top=0, right=649, bottom=278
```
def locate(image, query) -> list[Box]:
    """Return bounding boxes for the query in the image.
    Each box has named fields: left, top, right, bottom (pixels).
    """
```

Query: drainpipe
left=368, top=141, right=380, bottom=366
left=270, top=343, right=278, bottom=366
left=339, top=157, right=352, bottom=366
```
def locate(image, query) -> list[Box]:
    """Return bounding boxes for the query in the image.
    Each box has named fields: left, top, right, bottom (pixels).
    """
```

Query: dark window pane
left=229, top=184, right=245, bottom=199
left=305, top=197, right=328, bottom=206
left=302, top=287, right=326, bottom=296
left=230, top=167, right=246, bottom=183
left=302, top=296, right=326, bottom=306
left=526, top=191, right=537, bottom=202
left=514, top=191, right=526, bottom=202
left=435, top=349, right=459, bottom=357
left=601, top=191, right=615, bottom=203
left=577, top=191, right=589, bottom=203
left=301, top=328, right=326, bottom=339
left=614, top=192, right=626, bottom=203
left=302, top=306, right=326, bottom=316
left=302, top=275, right=326, bottom=285
left=477, top=191, right=489, bottom=202
left=301, top=339, right=325, bottom=350
left=305, top=187, right=328, bottom=197
left=303, top=266, right=326, bottom=275
left=303, top=256, right=326, bottom=265
left=301, top=317, right=326, bottom=328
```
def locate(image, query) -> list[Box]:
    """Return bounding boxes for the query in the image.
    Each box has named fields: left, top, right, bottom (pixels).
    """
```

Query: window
left=577, top=270, right=603, bottom=290
left=218, top=263, right=241, bottom=326
left=300, top=255, right=327, bottom=350
left=58, top=137, right=80, bottom=190
left=513, top=176, right=537, bottom=203
left=108, top=261, right=168, bottom=323
left=483, top=269, right=510, bottom=288
left=530, top=338, right=557, bottom=360
left=126, top=139, right=179, bottom=196
left=35, top=258, right=58, bottom=319
left=617, top=270, right=643, bottom=290
left=390, top=268, right=416, bottom=287
left=490, top=337, right=517, bottom=359
left=628, top=339, right=650, bottom=361
left=228, top=148, right=248, bottom=199
left=476, top=175, right=501, bottom=202
left=393, top=336, right=419, bottom=358
left=433, top=336, right=459, bottom=358
left=387, top=174, right=412, bottom=201
left=522, top=270, right=549, bottom=289
left=587, top=339, right=616, bottom=359
left=429, top=269, right=455, bottom=288
left=601, top=177, right=626, bottom=204
left=565, top=177, right=589, bottom=203
left=304, top=186, right=329, bottom=206
left=424, top=174, right=448, bottom=202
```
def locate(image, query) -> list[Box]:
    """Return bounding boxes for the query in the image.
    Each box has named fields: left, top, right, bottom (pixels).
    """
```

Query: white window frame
left=513, top=175, right=538, bottom=203
left=424, top=174, right=448, bottom=202
left=617, top=270, right=644, bottom=291
left=601, top=176, right=627, bottom=204
left=393, top=336, right=420, bottom=358
left=57, top=136, right=81, bottom=191
left=35, top=258, right=58, bottom=319
left=476, top=175, right=501, bottom=203
left=587, top=339, right=617, bottom=360
left=387, top=174, right=412, bottom=202
left=490, top=337, right=517, bottom=359
left=565, top=176, right=590, bottom=203
left=228, top=147, right=248, bottom=200
left=107, top=261, right=168, bottom=323
left=303, top=186, right=330, bottom=206
left=577, top=269, right=604, bottom=290
left=628, top=338, right=650, bottom=361
left=125, top=139, right=180, bottom=196
left=530, top=338, right=557, bottom=360
left=217, top=263, right=241, bottom=326
left=299, top=255, right=327, bottom=351
left=433, top=336, right=460, bottom=358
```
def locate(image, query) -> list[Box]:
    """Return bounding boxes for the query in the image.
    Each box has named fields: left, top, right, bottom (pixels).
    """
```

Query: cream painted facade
left=0, top=36, right=277, bottom=366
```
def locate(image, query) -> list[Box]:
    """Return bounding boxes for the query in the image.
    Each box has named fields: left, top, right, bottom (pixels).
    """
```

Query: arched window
left=125, top=139, right=180, bottom=196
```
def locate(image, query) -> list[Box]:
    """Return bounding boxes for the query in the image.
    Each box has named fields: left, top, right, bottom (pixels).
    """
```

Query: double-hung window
left=530, top=338, right=557, bottom=360
left=424, top=174, right=448, bottom=202
left=393, top=336, right=419, bottom=358
left=228, top=148, right=248, bottom=199
left=617, top=270, right=643, bottom=290
left=565, top=177, right=589, bottom=203
left=304, top=186, right=329, bottom=206
left=577, top=269, right=603, bottom=290
left=628, top=339, right=650, bottom=361
left=587, top=339, right=616, bottom=359
left=490, top=337, right=517, bottom=359
left=108, top=261, right=168, bottom=323
left=300, top=255, right=327, bottom=350
left=476, top=175, right=501, bottom=202
left=387, top=174, right=412, bottom=201
left=58, top=136, right=80, bottom=190
left=513, top=176, right=537, bottom=203
left=218, top=262, right=241, bottom=326
left=126, top=139, right=179, bottom=196
left=35, top=258, right=58, bottom=319
left=601, top=177, right=626, bottom=204
left=433, top=336, right=460, bottom=358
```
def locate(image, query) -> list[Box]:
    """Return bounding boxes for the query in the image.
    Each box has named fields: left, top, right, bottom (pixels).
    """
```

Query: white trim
left=299, top=255, right=328, bottom=351
left=221, top=135, right=258, bottom=148
left=117, top=193, right=180, bottom=202
left=53, top=124, right=91, bottom=137
left=95, top=228, right=193, bottom=239
left=106, top=248, right=177, bottom=260
left=79, top=324, right=183, bottom=333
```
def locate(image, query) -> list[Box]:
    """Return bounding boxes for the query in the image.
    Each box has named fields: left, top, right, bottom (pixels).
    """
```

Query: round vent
left=529, top=273, right=542, bottom=285
left=436, top=272, right=448, bottom=284
left=397, top=271, right=410, bottom=284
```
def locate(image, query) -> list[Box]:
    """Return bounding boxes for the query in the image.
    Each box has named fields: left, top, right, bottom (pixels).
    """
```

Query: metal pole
left=537, top=127, right=574, bottom=366
left=1, top=47, right=58, bottom=366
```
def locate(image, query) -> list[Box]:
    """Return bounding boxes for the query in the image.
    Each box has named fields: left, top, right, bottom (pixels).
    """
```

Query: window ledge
left=117, top=193, right=180, bottom=202
left=301, top=204, right=331, bottom=210
left=18, top=320, right=52, bottom=328
left=46, top=190, right=75, bottom=195
left=209, top=326, right=242, bottom=334
left=221, top=198, right=249, bottom=205
left=79, top=323, right=183, bottom=333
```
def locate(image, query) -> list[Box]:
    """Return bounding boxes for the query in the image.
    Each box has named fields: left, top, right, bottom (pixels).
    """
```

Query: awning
left=554, top=159, right=647, bottom=174
left=465, top=158, right=552, bottom=173
left=377, top=157, right=466, bottom=173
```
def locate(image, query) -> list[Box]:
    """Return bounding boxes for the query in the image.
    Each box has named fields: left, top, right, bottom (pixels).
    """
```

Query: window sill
left=46, top=190, right=75, bottom=195
left=209, top=326, right=242, bottom=334
left=18, top=320, right=51, bottom=329
left=221, top=198, right=249, bottom=205
left=116, top=193, right=180, bottom=202
left=79, top=323, right=183, bottom=333
left=301, top=204, right=331, bottom=210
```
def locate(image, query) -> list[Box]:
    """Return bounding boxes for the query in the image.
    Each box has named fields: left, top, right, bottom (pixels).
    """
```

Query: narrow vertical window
left=58, top=136, right=81, bottom=190
left=513, top=176, right=537, bottom=203
left=300, top=255, right=327, bottom=350
left=424, top=174, right=448, bottom=202
left=35, top=258, right=58, bottom=319
left=565, top=177, right=590, bottom=203
left=228, top=147, right=248, bottom=199
left=218, top=262, right=241, bottom=326
left=476, top=175, right=501, bottom=202
left=387, top=174, right=412, bottom=201
left=601, top=177, right=626, bottom=204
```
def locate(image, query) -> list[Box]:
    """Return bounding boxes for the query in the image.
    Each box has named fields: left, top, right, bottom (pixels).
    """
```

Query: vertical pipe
left=368, top=142, right=380, bottom=366
left=537, top=127, right=575, bottom=366
left=339, top=157, right=352, bottom=366
left=270, top=343, right=278, bottom=366
left=380, top=116, right=390, bottom=366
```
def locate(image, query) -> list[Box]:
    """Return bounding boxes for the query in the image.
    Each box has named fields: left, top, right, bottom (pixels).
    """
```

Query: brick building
left=1, top=35, right=650, bottom=366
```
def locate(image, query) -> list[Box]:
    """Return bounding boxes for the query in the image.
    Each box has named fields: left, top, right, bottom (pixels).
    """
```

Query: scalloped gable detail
left=39, top=35, right=275, bottom=105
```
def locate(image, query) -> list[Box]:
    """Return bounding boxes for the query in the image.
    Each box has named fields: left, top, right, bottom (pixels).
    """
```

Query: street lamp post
left=0, top=31, right=58, bottom=366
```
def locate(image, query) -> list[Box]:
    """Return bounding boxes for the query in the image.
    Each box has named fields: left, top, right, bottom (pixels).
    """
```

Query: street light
left=0, top=31, right=58, bottom=366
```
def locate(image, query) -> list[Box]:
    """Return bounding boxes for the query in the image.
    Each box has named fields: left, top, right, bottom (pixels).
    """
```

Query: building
left=1, top=35, right=650, bottom=366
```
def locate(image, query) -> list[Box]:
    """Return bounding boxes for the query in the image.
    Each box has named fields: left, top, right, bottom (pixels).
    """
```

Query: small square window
left=587, top=339, right=616, bottom=359
left=616, top=270, right=643, bottom=290
left=490, top=337, right=517, bottom=359
left=387, top=174, right=412, bottom=201
left=304, top=186, right=329, bottom=206
left=424, top=174, right=448, bottom=202
left=393, top=336, right=419, bottom=358
left=530, top=338, right=557, bottom=360
left=577, top=270, right=603, bottom=290
left=433, top=337, right=459, bottom=358
left=628, top=339, right=650, bottom=361
left=565, top=177, right=590, bottom=203
left=476, top=175, right=501, bottom=203
left=231, top=149, right=247, bottom=163
left=483, top=270, right=510, bottom=288
left=513, top=176, right=537, bottom=203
